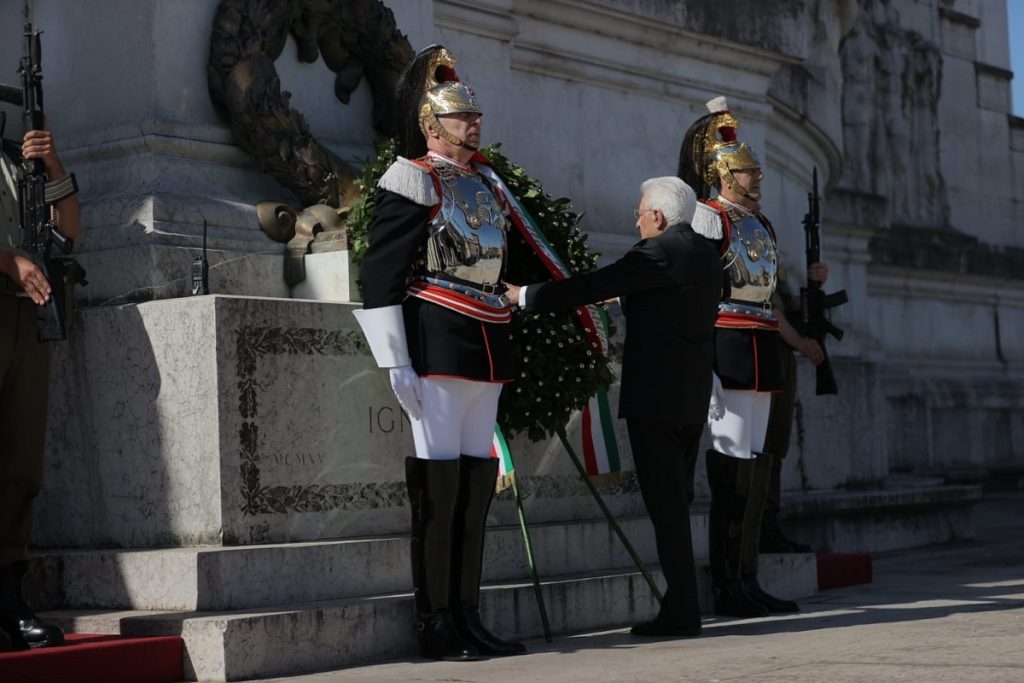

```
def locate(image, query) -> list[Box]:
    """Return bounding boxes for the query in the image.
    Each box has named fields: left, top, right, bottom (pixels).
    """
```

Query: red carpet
left=817, top=552, right=874, bottom=590
left=0, top=632, right=183, bottom=683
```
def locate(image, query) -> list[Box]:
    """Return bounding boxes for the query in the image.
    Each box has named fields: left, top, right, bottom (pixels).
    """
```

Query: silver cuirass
left=423, top=156, right=508, bottom=288
left=720, top=210, right=778, bottom=320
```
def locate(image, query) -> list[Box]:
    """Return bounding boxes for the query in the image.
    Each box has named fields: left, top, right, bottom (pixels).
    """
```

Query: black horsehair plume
left=677, top=112, right=716, bottom=201
left=392, top=45, right=454, bottom=160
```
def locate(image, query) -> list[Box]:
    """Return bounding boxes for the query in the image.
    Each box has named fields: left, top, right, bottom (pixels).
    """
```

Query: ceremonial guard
left=679, top=97, right=800, bottom=618
left=353, top=45, right=524, bottom=660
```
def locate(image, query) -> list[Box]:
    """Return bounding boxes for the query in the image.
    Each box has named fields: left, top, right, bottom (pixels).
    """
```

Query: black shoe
left=630, top=617, right=701, bottom=637
left=0, top=562, right=64, bottom=649
left=743, top=578, right=799, bottom=614
left=18, top=616, right=65, bottom=648
left=456, top=606, right=526, bottom=656
left=415, top=610, right=481, bottom=661
left=712, top=581, right=769, bottom=618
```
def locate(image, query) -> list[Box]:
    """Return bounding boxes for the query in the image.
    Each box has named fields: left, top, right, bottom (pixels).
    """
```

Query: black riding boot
left=759, top=454, right=812, bottom=553
left=405, top=457, right=479, bottom=661
left=0, top=561, right=64, bottom=649
left=706, top=450, right=768, bottom=618
left=741, top=453, right=799, bottom=614
left=450, top=456, right=525, bottom=656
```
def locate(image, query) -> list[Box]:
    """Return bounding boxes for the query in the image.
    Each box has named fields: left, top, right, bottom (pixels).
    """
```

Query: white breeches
left=707, top=390, right=772, bottom=459
left=410, top=377, right=503, bottom=460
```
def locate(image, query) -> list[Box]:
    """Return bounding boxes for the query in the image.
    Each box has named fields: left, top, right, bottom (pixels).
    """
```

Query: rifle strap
left=44, top=172, right=77, bottom=204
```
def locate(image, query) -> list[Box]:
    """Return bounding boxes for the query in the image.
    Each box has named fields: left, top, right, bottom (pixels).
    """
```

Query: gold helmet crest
left=679, top=96, right=760, bottom=200
left=415, top=47, right=482, bottom=150
left=395, top=45, right=483, bottom=158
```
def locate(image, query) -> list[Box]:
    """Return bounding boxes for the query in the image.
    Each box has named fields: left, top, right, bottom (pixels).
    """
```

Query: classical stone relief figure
left=878, top=24, right=907, bottom=207
left=839, top=17, right=877, bottom=191
left=838, top=0, right=947, bottom=227
left=907, top=35, right=947, bottom=227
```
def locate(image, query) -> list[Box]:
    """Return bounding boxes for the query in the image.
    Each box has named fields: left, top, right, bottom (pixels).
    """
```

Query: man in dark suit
left=505, top=176, right=722, bottom=636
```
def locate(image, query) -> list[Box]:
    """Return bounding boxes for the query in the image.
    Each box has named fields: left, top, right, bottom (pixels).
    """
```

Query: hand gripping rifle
left=800, top=168, right=848, bottom=395
left=17, top=4, right=84, bottom=341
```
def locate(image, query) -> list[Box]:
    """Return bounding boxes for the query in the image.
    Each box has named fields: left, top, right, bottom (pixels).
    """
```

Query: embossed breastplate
left=720, top=210, right=778, bottom=317
left=422, top=155, right=508, bottom=288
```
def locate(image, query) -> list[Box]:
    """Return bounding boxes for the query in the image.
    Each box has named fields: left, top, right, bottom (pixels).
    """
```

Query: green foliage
left=347, top=141, right=615, bottom=443
left=346, top=138, right=398, bottom=265
left=482, top=144, right=615, bottom=442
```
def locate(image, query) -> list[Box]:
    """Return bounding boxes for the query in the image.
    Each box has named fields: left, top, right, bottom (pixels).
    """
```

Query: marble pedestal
left=35, top=295, right=646, bottom=550
left=290, top=251, right=361, bottom=303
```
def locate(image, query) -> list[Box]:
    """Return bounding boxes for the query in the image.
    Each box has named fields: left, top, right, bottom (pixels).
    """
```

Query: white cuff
left=353, top=305, right=411, bottom=368
left=518, top=285, right=529, bottom=308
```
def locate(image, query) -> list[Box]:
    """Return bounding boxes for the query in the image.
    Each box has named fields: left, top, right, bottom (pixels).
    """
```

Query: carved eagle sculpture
left=207, top=0, right=414, bottom=286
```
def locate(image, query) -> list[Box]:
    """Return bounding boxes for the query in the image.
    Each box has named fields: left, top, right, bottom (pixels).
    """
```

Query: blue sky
left=1011, top=0, right=1023, bottom=114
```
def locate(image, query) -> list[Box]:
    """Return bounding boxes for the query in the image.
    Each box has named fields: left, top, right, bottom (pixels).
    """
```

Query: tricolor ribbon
left=476, top=158, right=621, bottom=477
left=491, top=426, right=517, bottom=493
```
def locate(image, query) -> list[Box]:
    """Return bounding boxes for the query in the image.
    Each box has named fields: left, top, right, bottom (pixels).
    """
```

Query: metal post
left=556, top=428, right=663, bottom=604
left=511, top=478, right=552, bottom=642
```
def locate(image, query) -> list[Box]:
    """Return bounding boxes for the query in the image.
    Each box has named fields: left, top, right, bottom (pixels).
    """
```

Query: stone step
left=44, top=553, right=817, bottom=682
left=28, top=484, right=978, bottom=613
left=783, top=483, right=983, bottom=554
left=32, top=514, right=673, bottom=612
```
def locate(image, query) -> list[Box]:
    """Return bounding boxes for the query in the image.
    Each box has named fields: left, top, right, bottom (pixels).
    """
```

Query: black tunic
left=360, top=188, right=514, bottom=383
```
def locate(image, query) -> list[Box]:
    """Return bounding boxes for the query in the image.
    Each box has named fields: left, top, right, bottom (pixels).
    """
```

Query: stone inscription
left=236, top=325, right=374, bottom=516
left=234, top=325, right=636, bottom=517
left=269, top=452, right=328, bottom=468
left=368, top=406, right=411, bottom=434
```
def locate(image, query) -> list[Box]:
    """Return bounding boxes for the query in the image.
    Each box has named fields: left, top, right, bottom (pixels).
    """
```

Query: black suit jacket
left=524, top=224, right=722, bottom=423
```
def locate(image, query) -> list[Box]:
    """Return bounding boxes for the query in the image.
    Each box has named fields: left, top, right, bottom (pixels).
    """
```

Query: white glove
left=389, top=366, right=423, bottom=420
left=708, top=372, right=725, bottom=421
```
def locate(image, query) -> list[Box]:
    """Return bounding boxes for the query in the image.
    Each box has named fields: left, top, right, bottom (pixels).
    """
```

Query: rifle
left=17, top=2, right=84, bottom=341
left=800, top=168, right=848, bottom=395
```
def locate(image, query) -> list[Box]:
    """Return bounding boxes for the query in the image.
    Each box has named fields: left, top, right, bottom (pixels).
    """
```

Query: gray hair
left=641, top=176, right=697, bottom=228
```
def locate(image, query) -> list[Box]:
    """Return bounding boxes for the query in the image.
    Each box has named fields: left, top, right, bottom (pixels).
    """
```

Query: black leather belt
left=724, top=297, right=773, bottom=311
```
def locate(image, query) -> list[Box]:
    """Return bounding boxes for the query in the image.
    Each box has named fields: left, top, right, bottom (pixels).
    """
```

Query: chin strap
left=421, top=114, right=479, bottom=152
left=720, top=167, right=754, bottom=202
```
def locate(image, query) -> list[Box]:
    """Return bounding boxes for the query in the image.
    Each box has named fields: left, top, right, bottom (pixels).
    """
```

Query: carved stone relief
left=837, top=0, right=948, bottom=228
left=207, top=0, right=414, bottom=285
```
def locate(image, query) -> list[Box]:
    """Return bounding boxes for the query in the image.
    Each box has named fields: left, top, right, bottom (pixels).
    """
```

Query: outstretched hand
left=504, top=283, right=522, bottom=306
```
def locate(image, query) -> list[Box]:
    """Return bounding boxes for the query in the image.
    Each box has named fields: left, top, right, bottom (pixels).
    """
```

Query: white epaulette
left=377, top=157, right=439, bottom=207
left=692, top=201, right=724, bottom=240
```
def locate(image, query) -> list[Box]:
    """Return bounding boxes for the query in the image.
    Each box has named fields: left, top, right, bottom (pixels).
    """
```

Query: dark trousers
left=626, top=419, right=703, bottom=626
left=0, top=297, right=51, bottom=570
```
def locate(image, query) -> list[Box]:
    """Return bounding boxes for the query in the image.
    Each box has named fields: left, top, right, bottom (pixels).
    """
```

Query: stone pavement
left=255, top=493, right=1024, bottom=683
